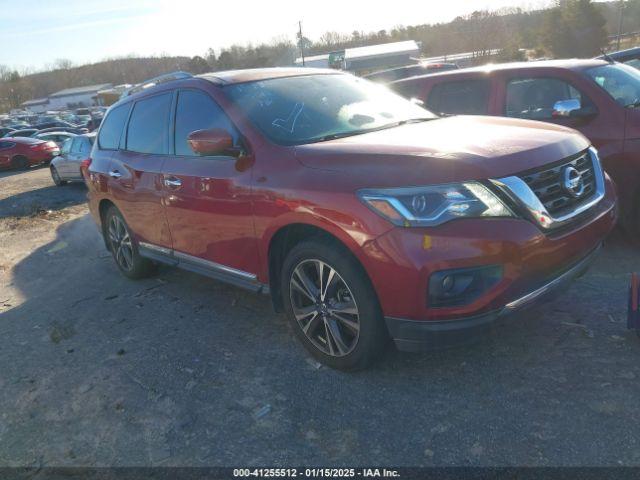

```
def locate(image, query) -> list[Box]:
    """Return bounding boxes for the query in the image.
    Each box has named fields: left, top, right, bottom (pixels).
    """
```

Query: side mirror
left=187, top=128, right=234, bottom=156
left=552, top=99, right=597, bottom=119
left=552, top=99, right=581, bottom=118
left=409, top=97, right=425, bottom=106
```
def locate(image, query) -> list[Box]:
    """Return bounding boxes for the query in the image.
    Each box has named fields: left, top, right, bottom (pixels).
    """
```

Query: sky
left=1, top=0, right=553, bottom=71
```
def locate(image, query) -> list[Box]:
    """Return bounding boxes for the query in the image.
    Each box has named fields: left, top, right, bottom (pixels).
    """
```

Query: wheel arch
left=266, top=222, right=377, bottom=313
left=98, top=199, right=117, bottom=251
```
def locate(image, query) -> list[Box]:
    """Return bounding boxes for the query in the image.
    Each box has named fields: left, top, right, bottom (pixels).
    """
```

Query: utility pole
left=298, top=21, right=306, bottom=67
left=617, top=0, right=624, bottom=51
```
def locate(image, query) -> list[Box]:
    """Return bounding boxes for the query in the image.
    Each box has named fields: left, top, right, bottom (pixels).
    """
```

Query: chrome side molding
left=491, top=147, right=605, bottom=230
left=138, top=241, right=267, bottom=293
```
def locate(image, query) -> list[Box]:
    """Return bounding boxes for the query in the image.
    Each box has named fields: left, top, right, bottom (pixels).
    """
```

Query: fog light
left=428, top=265, right=503, bottom=308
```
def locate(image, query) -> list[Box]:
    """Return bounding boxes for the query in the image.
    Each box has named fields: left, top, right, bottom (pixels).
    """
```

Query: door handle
left=108, top=170, right=122, bottom=178
left=164, top=176, right=182, bottom=188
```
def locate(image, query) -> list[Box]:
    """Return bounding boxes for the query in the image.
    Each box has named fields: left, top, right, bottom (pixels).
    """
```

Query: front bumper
left=386, top=244, right=601, bottom=351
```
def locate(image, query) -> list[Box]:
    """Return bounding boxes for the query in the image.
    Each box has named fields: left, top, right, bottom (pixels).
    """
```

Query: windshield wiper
left=626, top=99, right=640, bottom=108
left=312, top=118, right=436, bottom=143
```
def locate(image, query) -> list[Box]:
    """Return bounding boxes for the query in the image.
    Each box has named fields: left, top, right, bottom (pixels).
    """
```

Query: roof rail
left=121, top=71, right=193, bottom=98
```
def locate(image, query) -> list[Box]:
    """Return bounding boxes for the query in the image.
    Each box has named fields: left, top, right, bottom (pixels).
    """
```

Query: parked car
left=50, top=133, right=94, bottom=185
left=0, top=137, right=60, bottom=170
left=598, top=47, right=640, bottom=70
left=34, top=131, right=76, bottom=148
left=364, top=62, right=459, bottom=83
left=391, top=59, right=640, bottom=233
left=86, top=68, right=616, bottom=370
left=0, top=127, right=15, bottom=137
left=4, top=128, right=37, bottom=138
left=32, top=120, right=76, bottom=131
left=35, top=126, right=89, bottom=135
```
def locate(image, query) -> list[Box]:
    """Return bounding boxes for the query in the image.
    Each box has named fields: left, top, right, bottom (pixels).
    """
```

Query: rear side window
left=61, top=138, right=73, bottom=154
left=426, top=79, right=491, bottom=115
left=506, top=77, right=590, bottom=120
left=71, top=138, right=83, bottom=153
left=174, top=90, right=236, bottom=156
left=98, top=103, right=130, bottom=150
left=126, top=93, right=172, bottom=155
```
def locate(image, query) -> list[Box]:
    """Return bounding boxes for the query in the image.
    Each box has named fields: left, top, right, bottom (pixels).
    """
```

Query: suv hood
left=294, top=116, right=590, bottom=186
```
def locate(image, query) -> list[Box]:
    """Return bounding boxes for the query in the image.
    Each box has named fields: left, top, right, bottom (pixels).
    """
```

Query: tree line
left=1, top=0, right=639, bottom=112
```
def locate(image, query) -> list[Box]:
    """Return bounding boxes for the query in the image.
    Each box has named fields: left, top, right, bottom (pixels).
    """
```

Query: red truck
left=391, top=58, right=640, bottom=233
left=86, top=68, right=616, bottom=370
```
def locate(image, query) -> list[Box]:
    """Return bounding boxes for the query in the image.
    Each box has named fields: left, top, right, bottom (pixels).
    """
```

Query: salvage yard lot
left=1, top=167, right=640, bottom=467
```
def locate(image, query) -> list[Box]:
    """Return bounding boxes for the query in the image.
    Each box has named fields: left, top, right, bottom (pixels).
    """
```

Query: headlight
left=358, top=182, right=514, bottom=227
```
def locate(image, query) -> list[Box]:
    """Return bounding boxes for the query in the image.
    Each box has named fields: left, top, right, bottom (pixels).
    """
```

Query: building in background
left=20, top=97, right=49, bottom=113
left=295, top=40, right=420, bottom=75
left=47, top=83, right=113, bottom=110
left=96, top=84, right=132, bottom=106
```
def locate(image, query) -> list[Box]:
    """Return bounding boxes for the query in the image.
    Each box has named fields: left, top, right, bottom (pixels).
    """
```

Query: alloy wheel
left=289, top=259, right=360, bottom=357
left=108, top=215, right=134, bottom=272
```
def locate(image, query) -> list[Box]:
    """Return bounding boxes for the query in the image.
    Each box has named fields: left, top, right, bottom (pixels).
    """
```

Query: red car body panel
left=0, top=137, right=59, bottom=169
left=86, top=69, right=617, bottom=348
left=391, top=59, right=638, bottom=227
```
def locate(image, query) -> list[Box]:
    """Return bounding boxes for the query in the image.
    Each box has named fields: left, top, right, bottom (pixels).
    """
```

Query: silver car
left=34, top=131, right=76, bottom=148
left=50, top=133, right=95, bottom=186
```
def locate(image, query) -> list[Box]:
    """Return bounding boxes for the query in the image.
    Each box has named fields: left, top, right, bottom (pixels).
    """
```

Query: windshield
left=585, top=63, right=640, bottom=107
left=225, top=74, right=435, bottom=145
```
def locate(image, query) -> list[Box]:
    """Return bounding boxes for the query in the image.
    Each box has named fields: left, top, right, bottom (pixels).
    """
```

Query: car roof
left=197, top=67, right=343, bottom=86
left=392, top=58, right=610, bottom=84
left=37, top=131, right=75, bottom=136
left=3, top=136, right=43, bottom=144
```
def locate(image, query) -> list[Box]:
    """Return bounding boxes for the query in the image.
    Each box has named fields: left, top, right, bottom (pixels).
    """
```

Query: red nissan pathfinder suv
left=86, top=68, right=616, bottom=370
left=390, top=59, right=640, bottom=233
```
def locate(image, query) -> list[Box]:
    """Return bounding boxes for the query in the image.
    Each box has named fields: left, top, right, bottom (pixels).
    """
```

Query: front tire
left=281, top=238, right=388, bottom=371
left=104, top=206, right=155, bottom=279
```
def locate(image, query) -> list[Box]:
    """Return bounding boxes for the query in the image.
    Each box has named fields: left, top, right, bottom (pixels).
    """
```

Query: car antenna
left=600, top=49, right=616, bottom=63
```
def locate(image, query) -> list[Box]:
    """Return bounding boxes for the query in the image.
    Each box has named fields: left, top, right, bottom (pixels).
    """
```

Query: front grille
left=520, top=152, right=596, bottom=215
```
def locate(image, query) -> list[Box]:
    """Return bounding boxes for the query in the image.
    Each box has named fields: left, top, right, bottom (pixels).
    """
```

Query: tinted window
left=126, top=93, right=171, bottom=154
left=174, top=90, right=236, bottom=156
left=98, top=103, right=130, bottom=150
left=625, top=59, right=640, bottom=70
left=426, top=79, right=490, bottom=115
left=585, top=64, right=640, bottom=107
left=0, top=141, right=14, bottom=149
left=506, top=77, right=591, bottom=120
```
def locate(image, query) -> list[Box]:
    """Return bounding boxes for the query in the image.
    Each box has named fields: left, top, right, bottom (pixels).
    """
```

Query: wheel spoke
left=303, top=311, right=322, bottom=335
left=294, top=304, right=318, bottom=321
left=292, top=267, right=319, bottom=301
left=321, top=265, right=337, bottom=301
left=329, top=300, right=358, bottom=316
left=323, top=320, right=335, bottom=355
left=331, top=311, right=360, bottom=334
left=325, top=318, right=348, bottom=355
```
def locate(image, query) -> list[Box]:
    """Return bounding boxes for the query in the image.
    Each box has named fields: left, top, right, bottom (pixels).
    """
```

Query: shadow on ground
left=0, top=183, right=86, bottom=218
left=1, top=216, right=640, bottom=467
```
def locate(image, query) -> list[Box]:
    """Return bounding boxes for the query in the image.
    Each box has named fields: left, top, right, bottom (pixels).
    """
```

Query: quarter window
left=426, top=79, right=491, bottom=115
left=506, top=77, right=590, bottom=120
left=126, top=93, right=172, bottom=155
left=98, top=103, right=130, bottom=150
left=174, top=90, right=236, bottom=156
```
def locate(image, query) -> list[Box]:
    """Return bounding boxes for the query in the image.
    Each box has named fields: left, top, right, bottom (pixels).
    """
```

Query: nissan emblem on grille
left=562, top=165, right=585, bottom=198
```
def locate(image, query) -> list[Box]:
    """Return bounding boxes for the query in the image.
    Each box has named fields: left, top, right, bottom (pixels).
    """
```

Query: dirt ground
left=1, top=166, right=640, bottom=468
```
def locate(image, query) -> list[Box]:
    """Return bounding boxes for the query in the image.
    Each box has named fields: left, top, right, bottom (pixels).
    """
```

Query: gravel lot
left=1, top=166, right=640, bottom=468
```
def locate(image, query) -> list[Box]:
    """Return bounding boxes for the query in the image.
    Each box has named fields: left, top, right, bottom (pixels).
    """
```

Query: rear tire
left=281, top=237, right=388, bottom=371
left=51, top=166, right=66, bottom=186
left=104, top=206, right=156, bottom=279
left=11, top=156, right=29, bottom=170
